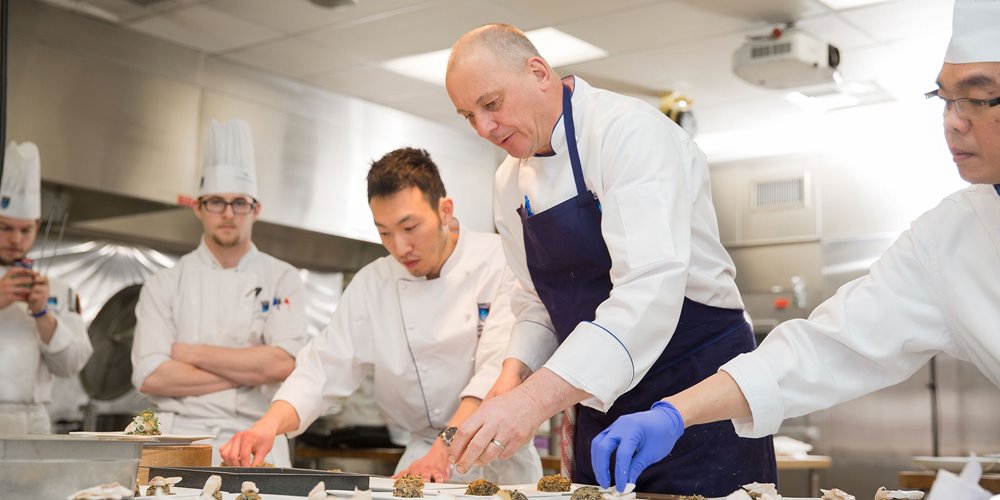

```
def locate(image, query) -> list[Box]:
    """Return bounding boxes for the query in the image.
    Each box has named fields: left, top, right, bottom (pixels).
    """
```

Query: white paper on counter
left=927, top=455, right=991, bottom=500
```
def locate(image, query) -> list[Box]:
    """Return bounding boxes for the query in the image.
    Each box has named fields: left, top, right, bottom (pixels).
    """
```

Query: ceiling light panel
left=381, top=27, right=608, bottom=85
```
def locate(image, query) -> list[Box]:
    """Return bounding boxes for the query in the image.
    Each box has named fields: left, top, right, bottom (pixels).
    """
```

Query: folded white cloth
left=927, top=456, right=991, bottom=500
left=772, top=435, right=813, bottom=459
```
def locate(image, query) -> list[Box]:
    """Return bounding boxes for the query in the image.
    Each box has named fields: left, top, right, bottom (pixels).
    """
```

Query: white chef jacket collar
left=195, top=237, right=259, bottom=272
left=392, top=221, right=467, bottom=282
left=536, top=76, right=587, bottom=160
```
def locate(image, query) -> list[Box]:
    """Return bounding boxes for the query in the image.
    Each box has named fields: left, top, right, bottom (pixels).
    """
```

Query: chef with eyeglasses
left=590, top=0, right=1000, bottom=490
left=0, top=140, right=92, bottom=434
left=131, top=119, right=308, bottom=466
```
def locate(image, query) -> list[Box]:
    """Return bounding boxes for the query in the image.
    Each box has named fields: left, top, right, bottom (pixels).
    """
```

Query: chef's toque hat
left=945, top=0, right=1000, bottom=63
left=198, top=119, right=258, bottom=199
left=0, top=140, right=42, bottom=220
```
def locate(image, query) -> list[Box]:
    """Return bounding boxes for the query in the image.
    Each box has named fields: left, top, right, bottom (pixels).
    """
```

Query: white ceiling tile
left=127, top=5, right=281, bottom=53
left=79, top=0, right=210, bottom=23
left=205, top=0, right=426, bottom=35
left=308, top=65, right=445, bottom=105
left=223, top=36, right=365, bottom=78
left=838, top=33, right=950, bottom=100
left=557, top=1, right=765, bottom=54
left=672, top=0, right=832, bottom=23
left=385, top=92, right=472, bottom=131
left=494, top=0, right=660, bottom=26
left=795, top=13, right=877, bottom=50
left=302, top=0, right=534, bottom=60
left=837, top=0, right=952, bottom=43
left=564, top=32, right=748, bottom=87
left=78, top=0, right=156, bottom=22
left=816, top=0, right=891, bottom=10
left=73, top=0, right=956, bottom=150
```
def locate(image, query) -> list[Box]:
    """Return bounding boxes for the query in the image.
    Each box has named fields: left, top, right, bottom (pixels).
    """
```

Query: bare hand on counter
left=449, top=368, right=588, bottom=473
left=220, top=400, right=300, bottom=467
left=393, top=439, right=452, bottom=483
left=220, top=421, right=277, bottom=467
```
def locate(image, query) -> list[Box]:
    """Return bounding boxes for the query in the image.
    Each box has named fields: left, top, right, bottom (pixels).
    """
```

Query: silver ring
left=490, top=439, right=505, bottom=450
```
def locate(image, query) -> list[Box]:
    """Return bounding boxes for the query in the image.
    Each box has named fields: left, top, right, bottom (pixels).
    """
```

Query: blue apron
left=516, top=84, right=776, bottom=497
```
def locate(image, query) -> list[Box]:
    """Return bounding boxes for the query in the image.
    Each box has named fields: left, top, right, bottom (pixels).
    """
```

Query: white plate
left=912, top=455, right=1000, bottom=473
left=367, top=477, right=471, bottom=492
left=500, top=484, right=581, bottom=496
left=70, top=431, right=215, bottom=445
left=328, top=492, right=565, bottom=500
left=328, top=491, right=443, bottom=499
left=134, top=495, right=201, bottom=500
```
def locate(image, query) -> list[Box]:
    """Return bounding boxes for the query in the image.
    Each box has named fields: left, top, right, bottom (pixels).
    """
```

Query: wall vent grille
left=751, top=177, right=805, bottom=209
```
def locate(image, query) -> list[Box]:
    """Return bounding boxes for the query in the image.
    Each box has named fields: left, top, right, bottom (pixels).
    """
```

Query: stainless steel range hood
left=43, top=181, right=387, bottom=273
left=6, top=0, right=499, bottom=273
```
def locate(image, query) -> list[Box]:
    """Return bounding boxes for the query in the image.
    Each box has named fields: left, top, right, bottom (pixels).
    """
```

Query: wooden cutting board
left=137, top=444, right=212, bottom=484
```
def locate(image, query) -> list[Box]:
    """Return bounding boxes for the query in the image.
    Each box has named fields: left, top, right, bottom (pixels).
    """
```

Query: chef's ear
left=527, top=56, right=553, bottom=88
left=192, top=201, right=204, bottom=221
left=437, top=196, right=455, bottom=225
left=251, top=199, right=262, bottom=221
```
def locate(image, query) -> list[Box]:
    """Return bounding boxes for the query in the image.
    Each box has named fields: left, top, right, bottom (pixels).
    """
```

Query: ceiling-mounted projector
left=733, top=27, right=841, bottom=89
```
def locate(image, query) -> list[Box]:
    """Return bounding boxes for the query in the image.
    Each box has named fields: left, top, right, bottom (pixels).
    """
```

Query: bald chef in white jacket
left=132, top=120, right=308, bottom=466
left=445, top=24, right=773, bottom=496
left=222, top=147, right=542, bottom=484
left=0, top=140, right=92, bottom=434
left=590, top=0, right=1000, bottom=490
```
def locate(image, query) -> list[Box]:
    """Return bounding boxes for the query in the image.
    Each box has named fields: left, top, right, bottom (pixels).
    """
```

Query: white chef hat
left=944, top=0, right=1000, bottom=63
left=198, top=119, right=258, bottom=199
left=0, top=140, right=42, bottom=220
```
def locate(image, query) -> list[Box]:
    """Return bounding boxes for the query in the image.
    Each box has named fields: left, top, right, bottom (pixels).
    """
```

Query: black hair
left=366, top=147, right=447, bottom=209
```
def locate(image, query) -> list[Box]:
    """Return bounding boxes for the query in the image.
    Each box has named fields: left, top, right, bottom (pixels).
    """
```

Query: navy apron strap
left=562, top=84, right=587, bottom=196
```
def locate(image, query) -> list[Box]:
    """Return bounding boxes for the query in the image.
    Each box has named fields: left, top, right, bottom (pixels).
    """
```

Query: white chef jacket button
left=400, top=283, right=407, bottom=289
left=433, top=408, right=441, bottom=415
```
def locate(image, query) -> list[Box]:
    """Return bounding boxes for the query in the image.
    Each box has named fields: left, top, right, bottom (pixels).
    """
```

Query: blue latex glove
left=590, top=400, right=685, bottom=492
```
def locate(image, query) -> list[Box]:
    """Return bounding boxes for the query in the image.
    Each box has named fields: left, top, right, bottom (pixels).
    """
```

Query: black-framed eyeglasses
left=199, top=197, right=257, bottom=215
left=924, top=89, right=1000, bottom=119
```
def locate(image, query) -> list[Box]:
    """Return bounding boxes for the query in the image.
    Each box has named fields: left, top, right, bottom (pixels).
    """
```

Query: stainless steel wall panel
left=7, top=40, right=201, bottom=203
left=9, top=0, right=203, bottom=85
left=6, top=0, right=500, bottom=265
left=729, top=242, right=822, bottom=296
left=707, top=161, right=744, bottom=245
left=935, top=354, right=1000, bottom=456
left=711, top=153, right=821, bottom=245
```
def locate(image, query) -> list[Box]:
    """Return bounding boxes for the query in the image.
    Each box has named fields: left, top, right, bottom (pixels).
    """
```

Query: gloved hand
left=590, top=400, right=685, bottom=492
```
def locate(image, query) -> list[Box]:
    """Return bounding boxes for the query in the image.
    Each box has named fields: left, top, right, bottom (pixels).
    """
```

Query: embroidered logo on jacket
left=477, top=303, right=490, bottom=336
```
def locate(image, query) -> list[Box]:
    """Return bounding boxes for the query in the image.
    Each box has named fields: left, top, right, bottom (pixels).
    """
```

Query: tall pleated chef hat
left=0, top=140, right=42, bottom=220
left=198, top=119, right=259, bottom=199
left=945, top=0, right=1000, bottom=63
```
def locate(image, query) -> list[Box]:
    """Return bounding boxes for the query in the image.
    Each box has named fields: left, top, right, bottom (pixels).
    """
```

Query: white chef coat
left=723, top=184, right=1000, bottom=437
left=275, top=228, right=542, bottom=483
left=0, top=271, right=91, bottom=434
left=132, top=240, right=308, bottom=465
left=494, top=76, right=743, bottom=412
